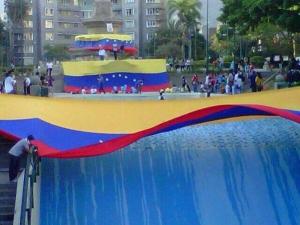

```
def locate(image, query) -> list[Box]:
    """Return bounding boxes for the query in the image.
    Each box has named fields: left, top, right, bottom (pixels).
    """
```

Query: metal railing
left=20, top=149, right=41, bottom=225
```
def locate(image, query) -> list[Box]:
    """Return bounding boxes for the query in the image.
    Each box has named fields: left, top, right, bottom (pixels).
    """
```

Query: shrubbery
left=250, top=56, right=265, bottom=68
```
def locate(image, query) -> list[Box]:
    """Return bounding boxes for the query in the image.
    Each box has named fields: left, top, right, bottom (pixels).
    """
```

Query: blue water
left=40, top=118, right=300, bottom=225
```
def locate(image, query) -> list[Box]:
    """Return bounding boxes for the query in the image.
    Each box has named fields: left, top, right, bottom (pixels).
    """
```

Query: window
left=83, top=10, right=93, bottom=19
left=45, top=8, right=54, bottom=16
left=46, top=0, right=53, bottom=3
left=147, top=33, right=155, bottom=40
left=146, top=0, right=160, bottom=3
left=126, top=0, right=134, bottom=3
left=24, top=45, right=33, bottom=53
left=126, top=32, right=135, bottom=40
left=45, top=32, right=54, bottom=41
left=14, top=33, right=22, bottom=41
left=125, top=8, right=134, bottom=16
left=59, top=22, right=80, bottom=29
left=146, top=20, right=159, bottom=28
left=59, top=10, right=73, bottom=17
left=111, top=0, right=118, bottom=3
left=45, top=20, right=53, bottom=28
left=57, top=33, right=76, bottom=40
left=27, top=7, right=32, bottom=16
left=146, top=8, right=160, bottom=15
left=125, top=20, right=134, bottom=28
left=24, top=20, right=33, bottom=28
left=24, top=32, right=33, bottom=41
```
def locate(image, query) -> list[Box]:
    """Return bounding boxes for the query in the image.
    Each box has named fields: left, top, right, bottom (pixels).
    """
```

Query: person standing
left=23, top=76, right=31, bottom=95
left=191, top=74, right=199, bottom=92
left=97, top=74, right=105, bottom=94
left=8, top=135, right=35, bottom=182
left=4, top=71, right=16, bottom=94
left=249, top=68, right=257, bottom=92
left=255, top=72, right=264, bottom=92
left=46, top=61, right=53, bottom=76
left=112, top=43, right=118, bottom=60
left=98, top=46, right=106, bottom=61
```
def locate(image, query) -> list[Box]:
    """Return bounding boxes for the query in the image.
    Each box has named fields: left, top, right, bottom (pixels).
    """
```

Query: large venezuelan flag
left=72, top=34, right=137, bottom=54
left=0, top=88, right=299, bottom=158
left=62, top=59, right=170, bottom=93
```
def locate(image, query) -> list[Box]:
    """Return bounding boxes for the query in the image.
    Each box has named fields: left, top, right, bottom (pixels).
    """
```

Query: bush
left=223, top=55, right=234, bottom=62
left=250, top=56, right=265, bottom=68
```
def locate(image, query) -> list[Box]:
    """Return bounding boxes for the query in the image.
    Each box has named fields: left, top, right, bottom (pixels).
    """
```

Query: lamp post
left=194, top=25, right=197, bottom=60
left=205, top=0, right=209, bottom=74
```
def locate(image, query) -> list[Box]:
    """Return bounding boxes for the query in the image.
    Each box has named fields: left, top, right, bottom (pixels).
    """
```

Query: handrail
left=20, top=148, right=41, bottom=225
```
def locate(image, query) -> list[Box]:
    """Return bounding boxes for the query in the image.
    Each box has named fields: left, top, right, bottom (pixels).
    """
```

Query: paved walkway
left=53, top=92, right=225, bottom=100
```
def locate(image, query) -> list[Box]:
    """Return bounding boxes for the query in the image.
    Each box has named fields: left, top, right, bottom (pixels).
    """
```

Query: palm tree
left=5, top=0, right=28, bottom=69
left=5, top=0, right=28, bottom=24
left=168, top=0, right=201, bottom=59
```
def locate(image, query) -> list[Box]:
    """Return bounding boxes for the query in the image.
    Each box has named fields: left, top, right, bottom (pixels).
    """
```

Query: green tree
left=145, top=21, right=206, bottom=60
left=219, top=0, right=300, bottom=33
left=0, top=19, right=9, bottom=67
left=44, top=44, right=71, bottom=61
left=145, top=21, right=183, bottom=58
left=5, top=0, right=28, bottom=24
left=247, top=22, right=294, bottom=57
left=168, top=0, right=201, bottom=59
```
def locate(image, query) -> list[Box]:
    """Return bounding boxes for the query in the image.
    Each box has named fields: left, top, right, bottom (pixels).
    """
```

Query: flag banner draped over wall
left=70, top=34, right=137, bottom=54
left=0, top=88, right=299, bottom=159
left=62, top=59, right=170, bottom=93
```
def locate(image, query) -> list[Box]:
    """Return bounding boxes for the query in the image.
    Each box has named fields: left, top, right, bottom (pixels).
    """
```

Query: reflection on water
left=41, top=118, right=300, bottom=225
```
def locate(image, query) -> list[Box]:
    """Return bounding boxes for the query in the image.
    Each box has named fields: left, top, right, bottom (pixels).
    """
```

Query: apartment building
left=9, top=0, right=85, bottom=66
left=111, top=0, right=167, bottom=57
left=8, top=0, right=167, bottom=65
left=8, top=0, right=38, bottom=66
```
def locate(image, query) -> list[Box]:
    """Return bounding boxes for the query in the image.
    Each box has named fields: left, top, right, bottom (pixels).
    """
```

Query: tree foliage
left=145, top=21, right=205, bottom=60
left=168, top=0, right=201, bottom=58
left=219, top=0, right=300, bottom=33
left=0, top=19, right=9, bottom=67
left=5, top=0, right=28, bottom=24
left=44, top=44, right=71, bottom=61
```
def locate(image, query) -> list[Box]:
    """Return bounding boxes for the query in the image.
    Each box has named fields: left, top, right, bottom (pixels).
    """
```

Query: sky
left=0, top=0, right=4, bottom=20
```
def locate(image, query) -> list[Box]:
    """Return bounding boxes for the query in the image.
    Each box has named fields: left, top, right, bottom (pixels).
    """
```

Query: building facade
left=111, top=0, right=167, bottom=57
left=8, top=0, right=168, bottom=65
left=9, top=0, right=86, bottom=66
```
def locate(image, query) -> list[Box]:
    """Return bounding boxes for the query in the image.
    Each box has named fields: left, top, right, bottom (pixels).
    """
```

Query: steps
left=0, top=138, right=18, bottom=225
left=0, top=183, right=16, bottom=225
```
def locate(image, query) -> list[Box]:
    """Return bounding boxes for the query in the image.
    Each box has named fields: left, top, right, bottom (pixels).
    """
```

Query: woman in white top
left=4, top=74, right=16, bottom=94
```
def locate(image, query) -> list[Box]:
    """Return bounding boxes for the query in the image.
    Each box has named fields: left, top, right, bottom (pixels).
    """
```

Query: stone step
left=0, top=221, right=13, bottom=225
left=0, top=213, right=14, bottom=222
left=0, top=184, right=16, bottom=190
left=0, top=205, right=14, bottom=214
left=0, top=197, right=15, bottom=206
left=0, top=190, right=16, bottom=198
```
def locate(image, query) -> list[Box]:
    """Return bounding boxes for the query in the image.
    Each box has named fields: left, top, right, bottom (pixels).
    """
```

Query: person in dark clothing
left=8, top=135, right=35, bottom=182
left=249, top=70, right=257, bottom=92
left=97, top=74, right=106, bottom=94
left=181, top=76, right=191, bottom=92
left=287, top=70, right=293, bottom=87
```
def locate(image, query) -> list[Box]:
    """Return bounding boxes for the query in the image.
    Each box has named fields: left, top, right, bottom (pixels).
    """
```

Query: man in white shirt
left=46, top=61, right=53, bottom=76
left=98, top=46, right=106, bottom=61
left=23, top=76, right=31, bottom=95
left=4, top=74, right=16, bottom=94
left=8, top=135, right=35, bottom=182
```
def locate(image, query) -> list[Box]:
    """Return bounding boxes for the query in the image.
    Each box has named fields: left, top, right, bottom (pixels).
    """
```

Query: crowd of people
left=79, top=74, right=144, bottom=95
left=178, top=64, right=264, bottom=96
left=167, top=58, right=193, bottom=72
left=0, top=61, right=54, bottom=96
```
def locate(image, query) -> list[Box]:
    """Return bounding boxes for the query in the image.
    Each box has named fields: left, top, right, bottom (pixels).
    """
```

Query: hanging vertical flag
left=106, top=23, right=114, bottom=33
